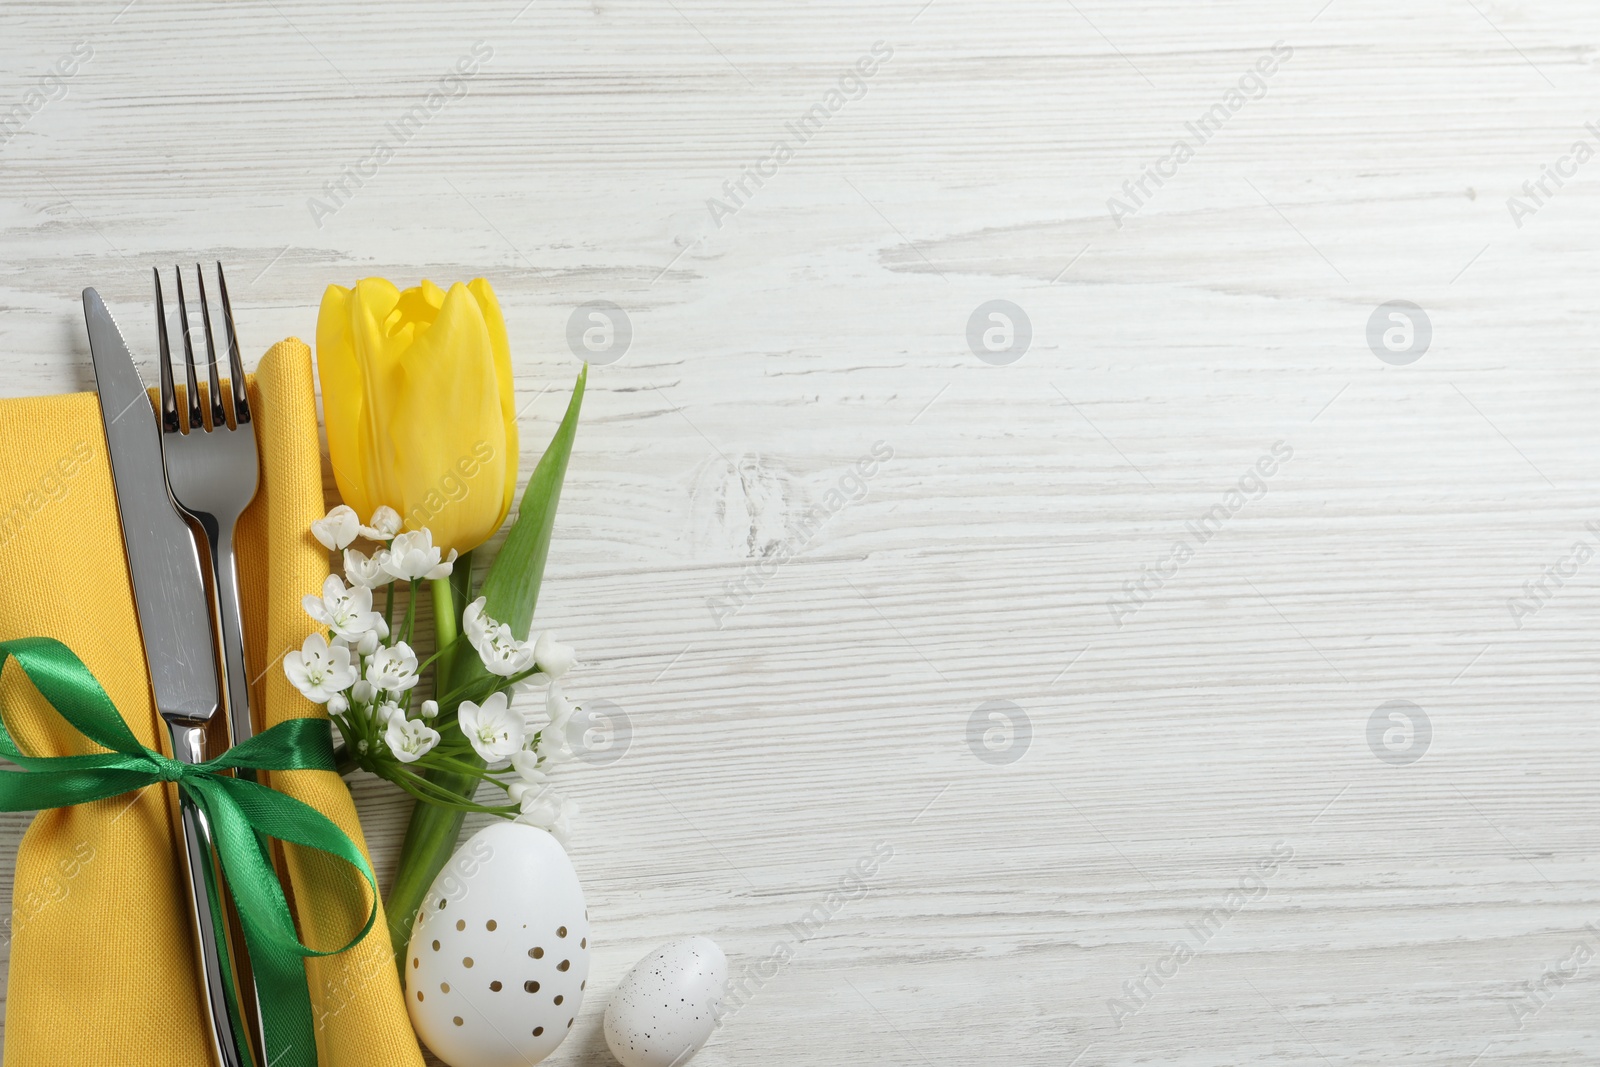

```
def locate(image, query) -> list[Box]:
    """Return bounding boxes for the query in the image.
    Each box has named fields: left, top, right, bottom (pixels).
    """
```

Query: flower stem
left=436, top=661, right=542, bottom=709
left=427, top=753, right=498, bottom=777
left=416, top=635, right=461, bottom=676
left=400, top=579, right=420, bottom=645
left=391, top=764, right=510, bottom=813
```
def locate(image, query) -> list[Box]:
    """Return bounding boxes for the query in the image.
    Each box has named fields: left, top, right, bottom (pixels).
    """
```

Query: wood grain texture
left=3, top=0, right=1600, bottom=1063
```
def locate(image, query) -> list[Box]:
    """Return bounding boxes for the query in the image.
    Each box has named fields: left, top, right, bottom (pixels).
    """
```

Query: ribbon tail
left=196, top=838, right=256, bottom=1066
left=186, top=775, right=365, bottom=1067
left=247, top=927, right=321, bottom=1067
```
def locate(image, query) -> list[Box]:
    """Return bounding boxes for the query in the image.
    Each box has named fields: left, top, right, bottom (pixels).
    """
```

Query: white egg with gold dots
left=405, top=822, right=590, bottom=1067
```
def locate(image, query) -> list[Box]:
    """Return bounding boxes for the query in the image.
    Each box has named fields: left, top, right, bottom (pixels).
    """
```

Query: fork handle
left=169, top=723, right=251, bottom=1067
left=198, top=523, right=270, bottom=1061
left=204, top=525, right=255, bottom=754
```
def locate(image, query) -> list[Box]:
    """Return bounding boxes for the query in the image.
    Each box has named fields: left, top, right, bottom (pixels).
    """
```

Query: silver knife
left=84, top=288, right=251, bottom=1067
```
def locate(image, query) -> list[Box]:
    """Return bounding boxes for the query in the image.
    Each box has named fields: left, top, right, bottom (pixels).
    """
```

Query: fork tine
left=195, top=264, right=228, bottom=431
left=174, top=267, right=203, bottom=433
left=153, top=267, right=181, bottom=433
left=216, top=262, right=250, bottom=424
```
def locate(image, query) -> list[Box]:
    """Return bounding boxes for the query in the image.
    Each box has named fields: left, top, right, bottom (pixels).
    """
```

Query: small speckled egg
left=603, top=937, right=727, bottom=1067
left=405, top=822, right=591, bottom=1067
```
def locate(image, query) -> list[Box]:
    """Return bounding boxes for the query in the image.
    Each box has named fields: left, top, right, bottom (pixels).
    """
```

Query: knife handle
left=170, top=723, right=252, bottom=1067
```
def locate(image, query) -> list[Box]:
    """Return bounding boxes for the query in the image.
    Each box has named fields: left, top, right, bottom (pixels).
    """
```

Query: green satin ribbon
left=0, top=636, right=377, bottom=1067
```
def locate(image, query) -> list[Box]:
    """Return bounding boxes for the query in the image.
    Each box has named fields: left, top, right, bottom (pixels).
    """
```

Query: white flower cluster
left=310, top=503, right=458, bottom=585
left=285, top=504, right=582, bottom=840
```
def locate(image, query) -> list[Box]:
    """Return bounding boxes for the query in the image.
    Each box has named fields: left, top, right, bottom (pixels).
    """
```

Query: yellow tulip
left=315, top=277, right=518, bottom=555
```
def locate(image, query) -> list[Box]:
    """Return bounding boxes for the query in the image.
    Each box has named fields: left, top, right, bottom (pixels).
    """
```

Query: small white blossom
left=507, top=782, right=533, bottom=803
left=342, top=547, right=394, bottom=589
left=507, top=750, right=550, bottom=802
left=419, top=699, right=439, bottom=720
left=351, top=679, right=376, bottom=707
left=283, top=633, right=357, bottom=704
left=484, top=642, right=535, bottom=678
left=511, top=749, right=549, bottom=784
left=302, top=575, right=383, bottom=640
left=311, top=505, right=361, bottom=551
left=462, top=597, right=491, bottom=647
left=458, top=691, right=525, bottom=764
left=384, top=716, right=440, bottom=763
left=332, top=629, right=380, bottom=658
left=532, top=687, right=576, bottom=764
left=462, top=598, right=535, bottom=678
left=512, top=672, right=552, bottom=698
left=533, top=631, right=577, bottom=679
left=382, top=529, right=457, bottom=582
left=367, top=641, right=419, bottom=693
left=461, top=598, right=493, bottom=647
left=536, top=723, right=573, bottom=765
left=375, top=700, right=405, bottom=727
left=359, top=505, right=402, bottom=541
left=515, top=788, right=576, bottom=845
left=545, top=683, right=576, bottom=731
left=326, top=693, right=349, bottom=716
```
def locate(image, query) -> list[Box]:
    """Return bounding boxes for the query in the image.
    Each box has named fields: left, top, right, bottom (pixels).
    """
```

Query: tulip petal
left=396, top=279, right=444, bottom=330
left=385, top=281, right=510, bottom=553
left=469, top=277, right=520, bottom=530
left=350, top=279, right=405, bottom=517
left=316, top=284, right=376, bottom=521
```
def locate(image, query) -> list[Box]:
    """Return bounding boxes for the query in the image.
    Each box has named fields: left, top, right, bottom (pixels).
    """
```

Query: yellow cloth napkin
left=0, top=340, right=425, bottom=1066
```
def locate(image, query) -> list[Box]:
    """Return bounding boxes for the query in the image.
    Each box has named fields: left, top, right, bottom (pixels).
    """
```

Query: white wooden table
left=3, top=1, right=1599, bottom=1063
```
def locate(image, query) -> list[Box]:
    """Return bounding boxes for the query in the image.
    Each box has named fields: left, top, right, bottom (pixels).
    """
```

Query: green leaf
left=481, top=364, right=586, bottom=639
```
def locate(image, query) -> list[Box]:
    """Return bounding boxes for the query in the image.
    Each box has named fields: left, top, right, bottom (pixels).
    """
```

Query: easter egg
left=603, top=937, right=727, bottom=1067
left=405, top=822, right=591, bottom=1067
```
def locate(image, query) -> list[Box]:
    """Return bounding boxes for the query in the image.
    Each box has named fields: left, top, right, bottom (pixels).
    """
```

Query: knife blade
left=84, top=287, right=252, bottom=1067
left=83, top=289, right=219, bottom=723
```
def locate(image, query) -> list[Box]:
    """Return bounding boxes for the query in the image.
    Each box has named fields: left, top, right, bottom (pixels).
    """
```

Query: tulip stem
left=431, top=577, right=458, bottom=695
left=386, top=766, right=478, bottom=968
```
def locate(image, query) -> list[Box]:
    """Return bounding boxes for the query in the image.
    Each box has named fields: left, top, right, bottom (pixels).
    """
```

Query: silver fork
left=155, top=263, right=266, bottom=1065
left=154, top=263, right=260, bottom=761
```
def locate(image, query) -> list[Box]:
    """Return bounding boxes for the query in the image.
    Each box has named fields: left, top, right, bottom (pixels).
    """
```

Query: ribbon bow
left=0, top=636, right=377, bottom=1067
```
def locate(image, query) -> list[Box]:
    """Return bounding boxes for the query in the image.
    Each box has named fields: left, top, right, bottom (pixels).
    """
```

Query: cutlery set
left=84, top=266, right=265, bottom=1067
